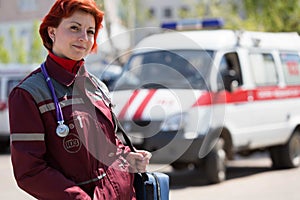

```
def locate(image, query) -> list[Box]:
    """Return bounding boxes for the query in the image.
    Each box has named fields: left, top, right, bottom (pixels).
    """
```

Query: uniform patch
left=63, top=133, right=82, bottom=153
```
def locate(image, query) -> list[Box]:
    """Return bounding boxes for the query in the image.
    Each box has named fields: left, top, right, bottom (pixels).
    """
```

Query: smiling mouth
left=73, top=45, right=86, bottom=51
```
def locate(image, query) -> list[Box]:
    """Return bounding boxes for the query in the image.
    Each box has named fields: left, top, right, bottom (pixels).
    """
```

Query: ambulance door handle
left=247, top=90, right=254, bottom=102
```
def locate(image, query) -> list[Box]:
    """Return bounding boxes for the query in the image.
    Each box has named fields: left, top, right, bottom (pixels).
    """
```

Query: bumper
left=143, top=131, right=205, bottom=164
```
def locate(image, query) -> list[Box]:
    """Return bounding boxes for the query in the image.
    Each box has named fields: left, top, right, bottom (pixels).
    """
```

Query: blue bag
left=134, top=172, right=169, bottom=200
left=112, top=112, right=170, bottom=200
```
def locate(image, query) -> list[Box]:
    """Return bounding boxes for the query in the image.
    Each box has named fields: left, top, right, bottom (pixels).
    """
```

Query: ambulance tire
left=0, top=137, right=10, bottom=153
left=204, top=138, right=226, bottom=184
left=270, top=132, right=300, bottom=169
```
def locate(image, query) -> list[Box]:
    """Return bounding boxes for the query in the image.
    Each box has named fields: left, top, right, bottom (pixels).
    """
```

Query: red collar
left=48, top=51, right=84, bottom=74
left=45, top=55, right=88, bottom=87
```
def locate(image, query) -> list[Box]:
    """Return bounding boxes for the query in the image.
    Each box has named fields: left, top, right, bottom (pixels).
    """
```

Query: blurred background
left=1, top=0, right=299, bottom=141
left=0, top=0, right=299, bottom=67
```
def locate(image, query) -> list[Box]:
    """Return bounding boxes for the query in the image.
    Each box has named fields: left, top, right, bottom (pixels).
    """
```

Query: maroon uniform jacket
left=9, top=56, right=135, bottom=200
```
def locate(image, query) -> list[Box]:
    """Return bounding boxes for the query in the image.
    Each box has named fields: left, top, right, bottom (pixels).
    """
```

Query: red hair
left=39, top=0, right=104, bottom=53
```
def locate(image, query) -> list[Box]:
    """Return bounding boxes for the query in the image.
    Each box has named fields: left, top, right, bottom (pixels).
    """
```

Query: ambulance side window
left=219, top=52, right=242, bottom=91
left=249, top=53, right=278, bottom=86
left=280, top=53, right=300, bottom=85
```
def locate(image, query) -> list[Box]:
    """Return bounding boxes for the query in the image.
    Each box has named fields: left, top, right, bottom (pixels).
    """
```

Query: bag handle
left=111, top=112, right=149, bottom=181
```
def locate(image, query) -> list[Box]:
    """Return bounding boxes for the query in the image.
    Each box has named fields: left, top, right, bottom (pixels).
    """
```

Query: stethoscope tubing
left=41, top=63, right=69, bottom=137
left=41, top=63, right=64, bottom=123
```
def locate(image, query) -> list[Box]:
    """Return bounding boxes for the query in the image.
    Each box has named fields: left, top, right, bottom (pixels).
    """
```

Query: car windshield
left=114, top=50, right=214, bottom=90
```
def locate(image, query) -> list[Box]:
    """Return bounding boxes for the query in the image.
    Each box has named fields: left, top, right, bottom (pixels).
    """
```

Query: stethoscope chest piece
left=56, top=122, right=69, bottom=137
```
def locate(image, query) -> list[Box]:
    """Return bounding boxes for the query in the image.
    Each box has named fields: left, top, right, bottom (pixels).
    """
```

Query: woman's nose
left=79, top=30, right=88, bottom=41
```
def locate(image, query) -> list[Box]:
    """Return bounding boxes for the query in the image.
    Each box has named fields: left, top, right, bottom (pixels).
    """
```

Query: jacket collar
left=45, top=55, right=88, bottom=87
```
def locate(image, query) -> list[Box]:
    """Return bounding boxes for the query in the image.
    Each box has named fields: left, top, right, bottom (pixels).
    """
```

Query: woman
left=9, top=0, right=151, bottom=199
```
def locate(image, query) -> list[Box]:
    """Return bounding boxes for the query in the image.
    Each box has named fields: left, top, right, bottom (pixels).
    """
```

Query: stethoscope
left=41, top=63, right=70, bottom=137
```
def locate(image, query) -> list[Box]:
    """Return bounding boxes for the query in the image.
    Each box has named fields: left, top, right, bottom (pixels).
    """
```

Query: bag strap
left=111, top=112, right=135, bottom=152
left=111, top=112, right=149, bottom=181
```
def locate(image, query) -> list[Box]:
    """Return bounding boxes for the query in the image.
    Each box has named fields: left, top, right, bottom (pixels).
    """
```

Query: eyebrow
left=69, top=21, right=95, bottom=29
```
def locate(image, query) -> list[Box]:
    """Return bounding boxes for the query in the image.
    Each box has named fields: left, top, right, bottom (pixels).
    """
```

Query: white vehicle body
left=111, top=30, right=300, bottom=183
left=0, top=65, right=35, bottom=151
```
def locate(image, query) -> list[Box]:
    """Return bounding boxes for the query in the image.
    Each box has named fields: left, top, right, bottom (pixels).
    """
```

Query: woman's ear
left=48, top=27, right=56, bottom=42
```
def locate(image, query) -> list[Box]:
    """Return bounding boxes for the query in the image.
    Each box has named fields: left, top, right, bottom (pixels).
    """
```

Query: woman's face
left=48, top=10, right=96, bottom=61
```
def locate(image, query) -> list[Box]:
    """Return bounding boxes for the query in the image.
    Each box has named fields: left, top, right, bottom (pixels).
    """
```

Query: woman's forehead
left=62, top=10, right=96, bottom=27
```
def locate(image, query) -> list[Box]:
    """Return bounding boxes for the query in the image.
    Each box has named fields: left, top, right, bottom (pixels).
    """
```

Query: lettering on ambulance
left=286, top=61, right=299, bottom=76
left=118, top=89, right=157, bottom=120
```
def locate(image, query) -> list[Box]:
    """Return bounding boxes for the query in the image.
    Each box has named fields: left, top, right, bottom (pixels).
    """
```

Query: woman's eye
left=70, top=26, right=79, bottom=31
left=87, top=30, right=95, bottom=35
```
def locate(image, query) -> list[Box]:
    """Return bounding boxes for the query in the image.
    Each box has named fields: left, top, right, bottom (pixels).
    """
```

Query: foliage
left=0, top=36, right=10, bottom=63
left=115, top=0, right=300, bottom=33
left=243, top=0, right=300, bottom=32
left=17, top=38, right=27, bottom=64
left=0, top=22, right=45, bottom=64
left=189, top=0, right=300, bottom=33
left=9, top=27, right=27, bottom=63
left=29, top=20, right=44, bottom=63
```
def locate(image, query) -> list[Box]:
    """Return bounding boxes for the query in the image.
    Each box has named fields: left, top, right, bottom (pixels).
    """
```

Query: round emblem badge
left=63, top=133, right=82, bottom=153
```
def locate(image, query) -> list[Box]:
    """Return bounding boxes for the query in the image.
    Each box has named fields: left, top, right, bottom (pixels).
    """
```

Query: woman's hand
left=126, top=150, right=152, bottom=173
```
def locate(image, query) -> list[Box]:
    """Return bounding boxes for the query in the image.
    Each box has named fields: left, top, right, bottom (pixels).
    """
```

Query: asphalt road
left=1, top=152, right=300, bottom=200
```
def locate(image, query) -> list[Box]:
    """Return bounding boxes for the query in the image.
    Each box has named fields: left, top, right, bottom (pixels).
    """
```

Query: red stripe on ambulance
left=133, top=89, right=157, bottom=120
left=118, top=90, right=140, bottom=119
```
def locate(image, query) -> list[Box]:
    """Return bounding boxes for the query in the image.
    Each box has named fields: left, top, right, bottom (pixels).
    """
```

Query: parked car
left=0, top=65, right=35, bottom=152
left=110, top=28, right=300, bottom=183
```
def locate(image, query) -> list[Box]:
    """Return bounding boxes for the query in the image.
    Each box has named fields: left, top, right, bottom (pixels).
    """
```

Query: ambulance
left=0, top=65, right=35, bottom=152
left=110, top=23, right=300, bottom=183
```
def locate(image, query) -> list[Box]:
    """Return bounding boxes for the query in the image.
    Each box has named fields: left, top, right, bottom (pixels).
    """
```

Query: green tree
left=29, top=20, right=44, bottom=63
left=243, top=0, right=300, bottom=32
left=190, top=0, right=246, bottom=30
left=10, top=27, right=27, bottom=63
left=0, top=36, right=10, bottom=63
left=17, top=38, right=27, bottom=64
left=183, top=0, right=300, bottom=33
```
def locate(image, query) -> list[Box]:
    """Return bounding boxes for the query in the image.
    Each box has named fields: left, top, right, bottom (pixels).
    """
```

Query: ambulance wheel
left=269, top=132, right=300, bottom=169
left=0, top=137, right=10, bottom=153
left=204, top=138, right=226, bottom=184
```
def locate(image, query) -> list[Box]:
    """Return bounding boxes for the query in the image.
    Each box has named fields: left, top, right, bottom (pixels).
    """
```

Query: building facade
left=0, top=0, right=55, bottom=23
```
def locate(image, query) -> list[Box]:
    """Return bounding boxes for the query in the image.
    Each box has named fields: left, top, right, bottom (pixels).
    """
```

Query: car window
left=115, top=50, right=213, bottom=90
left=249, top=53, right=278, bottom=86
left=280, top=53, right=300, bottom=85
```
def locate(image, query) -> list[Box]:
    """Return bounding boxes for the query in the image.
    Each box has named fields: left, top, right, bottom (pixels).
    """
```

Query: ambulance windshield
left=114, top=50, right=213, bottom=90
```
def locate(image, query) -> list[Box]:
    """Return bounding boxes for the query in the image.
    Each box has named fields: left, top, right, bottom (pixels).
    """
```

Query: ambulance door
left=222, top=51, right=286, bottom=149
left=217, top=51, right=263, bottom=148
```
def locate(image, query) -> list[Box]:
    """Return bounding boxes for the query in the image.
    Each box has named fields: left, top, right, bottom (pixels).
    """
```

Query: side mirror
left=221, top=69, right=239, bottom=92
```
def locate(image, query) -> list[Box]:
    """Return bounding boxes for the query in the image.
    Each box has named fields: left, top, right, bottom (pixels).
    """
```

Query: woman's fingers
left=126, top=151, right=152, bottom=173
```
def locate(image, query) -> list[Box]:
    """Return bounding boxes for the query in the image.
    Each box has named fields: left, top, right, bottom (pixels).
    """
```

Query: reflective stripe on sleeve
left=11, top=134, right=45, bottom=142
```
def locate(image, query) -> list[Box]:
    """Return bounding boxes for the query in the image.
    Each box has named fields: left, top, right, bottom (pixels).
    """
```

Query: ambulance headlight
left=161, top=112, right=187, bottom=132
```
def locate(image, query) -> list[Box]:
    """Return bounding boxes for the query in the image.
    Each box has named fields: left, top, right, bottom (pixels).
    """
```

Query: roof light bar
left=161, top=18, right=224, bottom=30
